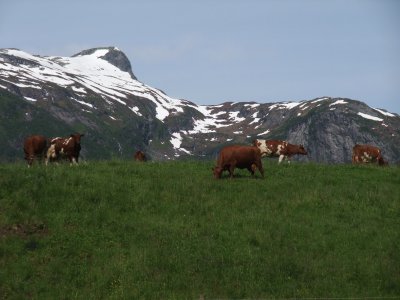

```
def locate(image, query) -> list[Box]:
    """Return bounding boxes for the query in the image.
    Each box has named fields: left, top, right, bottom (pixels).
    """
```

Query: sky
left=1, top=0, right=399, bottom=113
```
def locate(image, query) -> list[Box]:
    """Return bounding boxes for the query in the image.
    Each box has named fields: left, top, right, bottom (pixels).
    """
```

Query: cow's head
left=212, top=166, right=223, bottom=179
left=252, top=139, right=262, bottom=147
left=70, top=133, right=84, bottom=144
left=298, top=144, right=307, bottom=155
left=378, top=157, right=388, bottom=166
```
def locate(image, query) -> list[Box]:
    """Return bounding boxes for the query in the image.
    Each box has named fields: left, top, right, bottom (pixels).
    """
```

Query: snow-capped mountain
left=0, top=47, right=399, bottom=163
left=0, top=47, right=194, bottom=120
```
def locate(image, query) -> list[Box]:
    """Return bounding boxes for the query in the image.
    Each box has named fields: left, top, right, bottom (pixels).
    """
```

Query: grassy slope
left=0, top=160, right=399, bottom=299
left=0, top=90, right=75, bottom=161
left=0, top=90, right=155, bottom=161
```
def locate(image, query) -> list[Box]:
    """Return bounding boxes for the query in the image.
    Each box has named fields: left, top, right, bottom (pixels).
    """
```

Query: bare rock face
left=283, top=100, right=399, bottom=163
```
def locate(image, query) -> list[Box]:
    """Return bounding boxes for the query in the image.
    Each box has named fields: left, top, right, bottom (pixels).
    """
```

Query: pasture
left=0, top=160, right=399, bottom=299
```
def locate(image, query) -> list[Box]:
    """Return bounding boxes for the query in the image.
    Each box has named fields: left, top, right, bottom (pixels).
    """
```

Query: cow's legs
left=25, top=151, right=33, bottom=167
left=248, top=164, right=256, bottom=177
left=228, top=163, right=236, bottom=178
left=27, top=155, right=33, bottom=168
left=71, top=157, right=78, bottom=165
left=255, top=159, right=264, bottom=178
left=278, top=155, right=285, bottom=164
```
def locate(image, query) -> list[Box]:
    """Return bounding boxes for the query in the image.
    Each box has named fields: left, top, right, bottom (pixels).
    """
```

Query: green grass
left=0, top=160, right=399, bottom=299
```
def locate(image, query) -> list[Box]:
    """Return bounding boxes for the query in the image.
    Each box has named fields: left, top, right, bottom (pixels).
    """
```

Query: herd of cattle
left=23, top=134, right=85, bottom=166
left=23, top=134, right=388, bottom=178
left=23, top=134, right=147, bottom=167
left=213, top=139, right=387, bottom=179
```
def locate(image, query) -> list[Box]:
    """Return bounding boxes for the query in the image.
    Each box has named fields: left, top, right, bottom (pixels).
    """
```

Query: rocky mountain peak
left=72, top=47, right=136, bottom=79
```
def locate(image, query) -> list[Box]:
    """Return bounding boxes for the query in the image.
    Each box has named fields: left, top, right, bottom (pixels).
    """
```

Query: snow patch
left=257, top=129, right=270, bottom=136
left=329, top=100, right=348, bottom=106
left=228, top=111, right=245, bottom=123
left=373, top=108, right=395, bottom=117
left=130, top=106, right=143, bottom=116
left=170, top=132, right=192, bottom=155
left=312, top=97, right=330, bottom=103
left=179, top=148, right=192, bottom=155
left=188, top=105, right=232, bottom=134
left=249, top=117, right=260, bottom=125
left=24, top=96, right=37, bottom=102
left=71, top=97, right=94, bottom=108
left=170, top=132, right=182, bottom=149
left=269, top=102, right=301, bottom=110
left=6, top=79, right=41, bottom=89
left=72, top=86, right=87, bottom=94
left=357, top=112, right=383, bottom=122
left=244, top=103, right=260, bottom=108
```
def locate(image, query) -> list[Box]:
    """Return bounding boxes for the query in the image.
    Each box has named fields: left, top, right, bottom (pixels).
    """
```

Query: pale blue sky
left=1, top=0, right=399, bottom=113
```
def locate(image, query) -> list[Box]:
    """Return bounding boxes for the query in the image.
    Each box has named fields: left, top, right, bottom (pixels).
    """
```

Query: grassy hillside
left=0, top=90, right=75, bottom=161
left=0, top=90, right=159, bottom=162
left=0, top=160, right=399, bottom=299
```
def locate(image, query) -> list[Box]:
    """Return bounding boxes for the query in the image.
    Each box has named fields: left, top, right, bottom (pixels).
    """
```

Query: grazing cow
left=134, top=150, right=146, bottom=162
left=23, top=135, right=48, bottom=167
left=352, top=144, right=387, bottom=166
left=46, top=133, right=84, bottom=165
left=213, top=145, right=264, bottom=179
left=253, top=139, right=307, bottom=164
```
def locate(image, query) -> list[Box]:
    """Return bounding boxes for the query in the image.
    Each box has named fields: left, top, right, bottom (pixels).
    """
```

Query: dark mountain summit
left=72, top=47, right=137, bottom=79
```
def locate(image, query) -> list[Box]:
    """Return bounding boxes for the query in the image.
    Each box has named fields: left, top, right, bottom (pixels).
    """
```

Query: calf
left=352, top=144, right=387, bottom=166
left=23, top=135, right=48, bottom=167
left=213, top=145, right=264, bottom=179
left=134, top=150, right=146, bottom=162
left=46, top=133, right=84, bottom=165
left=253, top=139, right=307, bottom=164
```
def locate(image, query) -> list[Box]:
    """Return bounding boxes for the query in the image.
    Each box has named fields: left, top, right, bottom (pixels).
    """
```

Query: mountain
left=1, top=47, right=399, bottom=163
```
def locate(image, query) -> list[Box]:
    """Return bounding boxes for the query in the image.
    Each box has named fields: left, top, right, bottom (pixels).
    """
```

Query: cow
left=23, top=135, right=48, bottom=167
left=253, top=139, right=307, bottom=164
left=352, top=144, right=387, bottom=166
left=46, top=133, right=84, bottom=165
left=213, top=145, right=264, bottom=179
left=134, top=150, right=146, bottom=162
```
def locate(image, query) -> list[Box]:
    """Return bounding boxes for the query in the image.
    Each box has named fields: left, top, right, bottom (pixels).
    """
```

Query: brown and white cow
left=253, top=139, right=307, bottom=164
left=46, top=133, right=84, bottom=165
left=23, top=135, right=48, bottom=167
left=352, top=144, right=387, bottom=166
left=134, top=150, right=146, bottom=162
left=213, top=145, right=264, bottom=179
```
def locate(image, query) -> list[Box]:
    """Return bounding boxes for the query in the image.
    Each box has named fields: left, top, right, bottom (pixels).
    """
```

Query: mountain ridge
left=0, top=47, right=399, bottom=163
